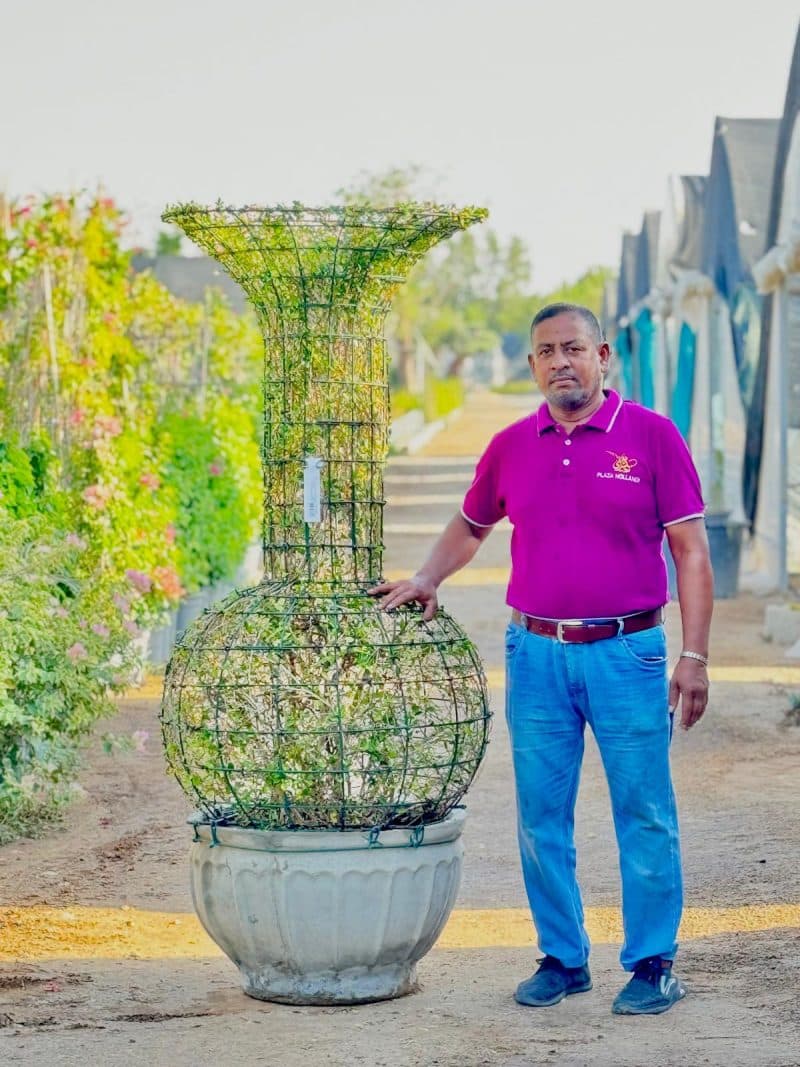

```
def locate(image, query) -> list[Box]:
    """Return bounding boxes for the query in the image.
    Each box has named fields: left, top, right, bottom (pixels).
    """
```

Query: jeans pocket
left=505, top=621, right=527, bottom=668
left=618, top=626, right=668, bottom=667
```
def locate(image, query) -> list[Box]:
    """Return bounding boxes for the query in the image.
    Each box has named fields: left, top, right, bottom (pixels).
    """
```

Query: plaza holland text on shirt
left=597, top=471, right=642, bottom=483
left=597, top=450, right=642, bottom=483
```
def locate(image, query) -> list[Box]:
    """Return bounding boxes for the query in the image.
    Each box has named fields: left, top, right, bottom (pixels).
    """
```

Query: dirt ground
left=1, top=415, right=800, bottom=1066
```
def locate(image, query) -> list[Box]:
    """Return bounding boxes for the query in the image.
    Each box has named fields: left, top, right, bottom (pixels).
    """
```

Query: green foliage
left=0, top=192, right=264, bottom=612
left=338, top=169, right=613, bottom=391
left=162, top=584, right=489, bottom=830
left=540, top=266, right=613, bottom=319
left=0, top=191, right=266, bottom=839
left=390, top=378, right=464, bottom=423
left=0, top=515, right=138, bottom=825
left=390, top=389, right=422, bottom=419
left=423, top=376, right=464, bottom=421
left=157, top=403, right=260, bottom=593
left=159, top=203, right=492, bottom=829
left=163, top=202, right=487, bottom=584
left=0, top=438, right=39, bottom=517
left=155, top=228, right=182, bottom=256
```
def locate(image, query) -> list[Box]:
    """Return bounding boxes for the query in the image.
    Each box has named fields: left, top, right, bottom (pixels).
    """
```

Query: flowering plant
left=0, top=515, right=138, bottom=840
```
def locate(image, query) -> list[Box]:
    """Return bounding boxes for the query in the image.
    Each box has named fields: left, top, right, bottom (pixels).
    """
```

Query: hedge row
left=0, top=193, right=263, bottom=839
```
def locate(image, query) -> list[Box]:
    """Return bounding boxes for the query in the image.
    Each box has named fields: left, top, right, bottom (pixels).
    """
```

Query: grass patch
left=391, top=377, right=465, bottom=422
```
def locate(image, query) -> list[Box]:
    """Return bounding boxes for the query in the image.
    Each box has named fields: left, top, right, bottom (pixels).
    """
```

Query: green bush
left=0, top=439, right=39, bottom=517
left=0, top=192, right=265, bottom=841
left=390, top=377, right=463, bottom=424
left=0, top=516, right=138, bottom=839
left=423, top=376, right=464, bottom=421
left=157, top=406, right=259, bottom=593
left=390, top=389, right=423, bottom=419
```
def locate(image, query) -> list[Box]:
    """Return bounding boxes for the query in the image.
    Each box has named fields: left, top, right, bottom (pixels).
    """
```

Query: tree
left=335, top=168, right=613, bottom=387
left=155, top=228, right=182, bottom=256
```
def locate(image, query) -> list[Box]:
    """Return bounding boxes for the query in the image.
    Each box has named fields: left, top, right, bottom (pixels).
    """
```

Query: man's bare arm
left=368, top=512, right=493, bottom=621
left=665, top=517, right=714, bottom=730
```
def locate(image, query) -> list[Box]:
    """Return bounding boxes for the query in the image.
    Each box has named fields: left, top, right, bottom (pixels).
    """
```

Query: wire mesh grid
left=161, top=583, right=490, bottom=829
left=159, top=202, right=491, bottom=830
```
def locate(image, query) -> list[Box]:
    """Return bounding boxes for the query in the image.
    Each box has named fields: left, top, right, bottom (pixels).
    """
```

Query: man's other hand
left=367, top=574, right=439, bottom=621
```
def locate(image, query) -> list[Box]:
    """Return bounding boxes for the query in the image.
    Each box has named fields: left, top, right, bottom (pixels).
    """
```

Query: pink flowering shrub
left=0, top=191, right=264, bottom=839
left=0, top=515, right=138, bottom=840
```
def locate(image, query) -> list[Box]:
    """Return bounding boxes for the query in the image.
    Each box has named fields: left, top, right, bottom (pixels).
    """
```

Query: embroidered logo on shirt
left=607, top=451, right=638, bottom=474
left=596, top=451, right=641, bottom=484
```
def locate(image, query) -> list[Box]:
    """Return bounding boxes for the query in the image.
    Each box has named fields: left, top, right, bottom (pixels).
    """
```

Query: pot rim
left=188, top=806, right=466, bottom=853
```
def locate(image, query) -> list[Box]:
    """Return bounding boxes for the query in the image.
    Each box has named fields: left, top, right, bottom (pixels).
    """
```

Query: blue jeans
left=505, top=620, right=682, bottom=971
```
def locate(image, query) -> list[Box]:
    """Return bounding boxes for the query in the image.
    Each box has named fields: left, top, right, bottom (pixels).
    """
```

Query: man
left=369, top=303, right=713, bottom=1016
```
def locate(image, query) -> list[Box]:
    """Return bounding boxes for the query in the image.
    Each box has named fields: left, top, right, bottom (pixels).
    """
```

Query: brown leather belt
left=510, top=607, right=663, bottom=644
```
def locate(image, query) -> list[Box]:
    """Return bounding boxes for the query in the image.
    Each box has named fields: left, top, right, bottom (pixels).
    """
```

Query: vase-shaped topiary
left=160, top=203, right=491, bottom=1004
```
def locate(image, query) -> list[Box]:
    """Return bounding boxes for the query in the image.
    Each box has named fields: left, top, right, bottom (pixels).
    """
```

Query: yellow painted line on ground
left=439, top=904, right=800, bottom=947
left=0, top=904, right=797, bottom=963
left=703, top=665, right=800, bottom=684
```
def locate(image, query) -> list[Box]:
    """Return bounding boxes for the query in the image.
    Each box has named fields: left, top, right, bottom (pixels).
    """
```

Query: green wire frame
left=159, top=203, right=491, bottom=831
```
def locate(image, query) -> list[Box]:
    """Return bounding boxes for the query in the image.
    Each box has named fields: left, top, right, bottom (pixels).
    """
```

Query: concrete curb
left=394, top=406, right=464, bottom=456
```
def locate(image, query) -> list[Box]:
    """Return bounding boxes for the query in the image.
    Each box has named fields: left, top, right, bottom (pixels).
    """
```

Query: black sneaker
left=612, top=956, right=687, bottom=1015
left=514, top=955, right=592, bottom=1007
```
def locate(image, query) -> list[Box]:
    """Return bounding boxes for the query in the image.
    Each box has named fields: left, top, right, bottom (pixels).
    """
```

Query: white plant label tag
left=303, top=456, right=324, bottom=523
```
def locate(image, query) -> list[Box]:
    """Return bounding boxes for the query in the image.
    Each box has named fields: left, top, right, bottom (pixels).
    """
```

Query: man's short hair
left=530, top=303, right=604, bottom=345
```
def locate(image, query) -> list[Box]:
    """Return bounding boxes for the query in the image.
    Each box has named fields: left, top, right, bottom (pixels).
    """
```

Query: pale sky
left=3, top=0, right=798, bottom=290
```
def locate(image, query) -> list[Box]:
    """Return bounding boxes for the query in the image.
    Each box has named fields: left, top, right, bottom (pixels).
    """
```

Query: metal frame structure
left=160, top=203, right=491, bottom=830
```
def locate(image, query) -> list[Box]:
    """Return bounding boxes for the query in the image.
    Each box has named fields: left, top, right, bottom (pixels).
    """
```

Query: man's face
left=528, top=312, right=610, bottom=412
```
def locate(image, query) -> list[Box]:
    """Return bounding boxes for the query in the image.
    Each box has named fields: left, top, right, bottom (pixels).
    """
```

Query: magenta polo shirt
left=461, top=389, right=705, bottom=619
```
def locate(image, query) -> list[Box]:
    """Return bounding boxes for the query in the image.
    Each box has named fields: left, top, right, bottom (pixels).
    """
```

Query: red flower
left=152, top=566, right=184, bottom=601
left=93, top=414, right=122, bottom=438
left=82, top=483, right=112, bottom=510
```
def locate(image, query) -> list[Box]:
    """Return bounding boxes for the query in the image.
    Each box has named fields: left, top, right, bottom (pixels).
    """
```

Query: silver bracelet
left=680, top=650, right=709, bottom=666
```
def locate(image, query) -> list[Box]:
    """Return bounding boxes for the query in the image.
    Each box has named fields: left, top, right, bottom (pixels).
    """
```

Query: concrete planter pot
left=188, top=808, right=466, bottom=1005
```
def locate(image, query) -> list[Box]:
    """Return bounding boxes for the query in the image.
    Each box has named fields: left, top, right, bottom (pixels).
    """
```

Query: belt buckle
left=556, top=619, right=584, bottom=643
